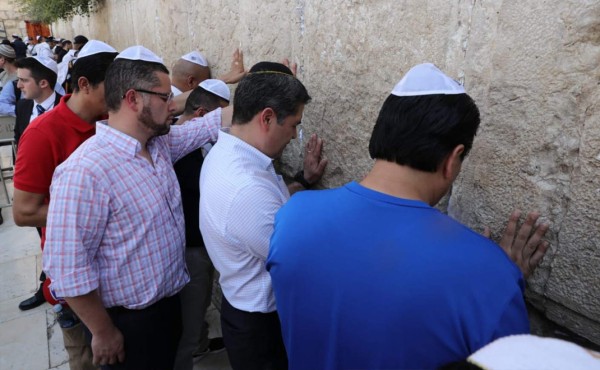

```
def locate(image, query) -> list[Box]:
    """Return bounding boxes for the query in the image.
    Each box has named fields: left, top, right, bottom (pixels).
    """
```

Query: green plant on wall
left=14, top=0, right=102, bottom=23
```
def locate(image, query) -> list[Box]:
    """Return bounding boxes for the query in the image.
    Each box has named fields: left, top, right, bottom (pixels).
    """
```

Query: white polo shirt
left=200, top=128, right=289, bottom=313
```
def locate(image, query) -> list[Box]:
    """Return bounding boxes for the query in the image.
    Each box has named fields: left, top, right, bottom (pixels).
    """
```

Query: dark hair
left=1, top=39, right=11, bottom=45
left=104, top=59, right=169, bottom=111
left=183, top=86, right=228, bottom=115
left=368, top=93, right=480, bottom=172
left=233, top=62, right=310, bottom=125
left=61, top=40, right=72, bottom=47
left=15, top=57, right=57, bottom=89
left=73, top=35, right=88, bottom=45
left=70, top=52, right=118, bottom=92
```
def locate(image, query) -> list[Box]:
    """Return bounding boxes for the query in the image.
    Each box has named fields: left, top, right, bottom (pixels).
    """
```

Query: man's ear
left=194, top=107, right=208, bottom=118
left=122, top=89, right=140, bottom=111
left=442, top=144, right=465, bottom=180
left=186, top=75, right=195, bottom=89
left=77, top=76, right=90, bottom=92
left=38, top=79, right=49, bottom=89
left=259, top=107, right=276, bottom=132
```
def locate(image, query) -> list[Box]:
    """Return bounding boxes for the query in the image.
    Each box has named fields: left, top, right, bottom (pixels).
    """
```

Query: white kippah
left=75, top=40, right=117, bottom=62
left=468, top=335, right=600, bottom=370
left=32, top=56, right=58, bottom=75
left=199, top=79, right=230, bottom=101
left=181, top=51, right=208, bottom=67
left=116, top=45, right=164, bottom=64
left=391, top=63, right=465, bottom=97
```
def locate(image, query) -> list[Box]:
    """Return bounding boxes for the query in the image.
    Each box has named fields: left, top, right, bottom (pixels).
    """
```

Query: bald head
left=171, top=58, right=211, bottom=93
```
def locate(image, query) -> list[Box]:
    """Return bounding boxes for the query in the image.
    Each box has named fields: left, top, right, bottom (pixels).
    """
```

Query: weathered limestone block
left=52, top=0, right=600, bottom=345
left=449, top=0, right=600, bottom=343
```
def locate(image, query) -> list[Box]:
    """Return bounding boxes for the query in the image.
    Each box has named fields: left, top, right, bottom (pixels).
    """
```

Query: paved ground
left=0, top=147, right=231, bottom=370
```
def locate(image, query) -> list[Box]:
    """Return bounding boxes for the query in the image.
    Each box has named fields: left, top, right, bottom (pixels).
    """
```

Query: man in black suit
left=13, top=55, right=61, bottom=311
left=14, top=56, right=61, bottom=147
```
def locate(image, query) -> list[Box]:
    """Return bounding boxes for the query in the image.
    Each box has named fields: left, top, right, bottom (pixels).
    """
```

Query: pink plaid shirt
left=43, top=109, right=222, bottom=309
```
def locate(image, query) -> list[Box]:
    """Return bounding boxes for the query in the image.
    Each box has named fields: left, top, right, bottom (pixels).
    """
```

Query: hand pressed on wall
left=483, top=210, right=550, bottom=278
left=303, top=133, right=328, bottom=185
left=281, top=58, right=298, bottom=77
left=219, top=48, right=247, bottom=84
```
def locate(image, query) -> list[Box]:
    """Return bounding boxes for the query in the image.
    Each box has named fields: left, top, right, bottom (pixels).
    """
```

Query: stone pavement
left=0, top=147, right=231, bottom=370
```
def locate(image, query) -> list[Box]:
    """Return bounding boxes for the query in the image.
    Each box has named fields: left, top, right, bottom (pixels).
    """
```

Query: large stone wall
left=53, top=0, right=600, bottom=344
left=0, top=0, right=29, bottom=38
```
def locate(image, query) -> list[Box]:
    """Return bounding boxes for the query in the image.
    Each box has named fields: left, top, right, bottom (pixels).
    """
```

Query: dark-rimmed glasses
left=125, top=89, right=174, bottom=104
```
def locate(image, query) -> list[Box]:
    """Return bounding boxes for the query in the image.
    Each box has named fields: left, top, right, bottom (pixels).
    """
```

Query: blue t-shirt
left=267, top=182, right=529, bottom=370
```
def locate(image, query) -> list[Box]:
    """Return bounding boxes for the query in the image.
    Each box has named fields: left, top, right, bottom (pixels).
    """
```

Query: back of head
left=369, top=64, right=480, bottom=172
left=0, top=44, right=16, bottom=63
left=233, top=61, right=310, bottom=124
left=184, top=85, right=228, bottom=115
left=71, top=52, right=118, bottom=92
left=73, top=35, right=88, bottom=50
left=15, top=56, right=58, bottom=89
left=172, top=51, right=211, bottom=90
left=104, top=50, right=169, bottom=112
left=70, top=40, right=118, bottom=93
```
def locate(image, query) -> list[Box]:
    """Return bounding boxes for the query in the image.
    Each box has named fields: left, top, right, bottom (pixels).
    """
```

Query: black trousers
left=221, top=296, right=288, bottom=370
left=87, top=294, right=182, bottom=370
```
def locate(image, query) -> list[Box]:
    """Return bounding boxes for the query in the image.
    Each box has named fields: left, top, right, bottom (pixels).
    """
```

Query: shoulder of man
left=16, top=98, right=33, bottom=112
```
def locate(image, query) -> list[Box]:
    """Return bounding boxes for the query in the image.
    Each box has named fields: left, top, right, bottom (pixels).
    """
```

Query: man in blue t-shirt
left=267, top=63, right=549, bottom=370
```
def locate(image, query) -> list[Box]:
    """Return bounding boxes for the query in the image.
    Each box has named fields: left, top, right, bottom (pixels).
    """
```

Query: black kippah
left=249, top=61, right=293, bottom=75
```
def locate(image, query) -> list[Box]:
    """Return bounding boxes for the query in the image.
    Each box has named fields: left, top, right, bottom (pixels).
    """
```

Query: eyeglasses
left=127, top=89, right=174, bottom=104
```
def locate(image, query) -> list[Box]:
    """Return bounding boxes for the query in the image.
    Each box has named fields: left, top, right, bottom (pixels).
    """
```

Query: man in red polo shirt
left=12, top=40, right=118, bottom=370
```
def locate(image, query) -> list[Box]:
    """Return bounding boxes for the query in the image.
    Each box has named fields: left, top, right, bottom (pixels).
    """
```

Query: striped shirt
left=200, top=129, right=290, bottom=313
left=43, top=109, right=222, bottom=309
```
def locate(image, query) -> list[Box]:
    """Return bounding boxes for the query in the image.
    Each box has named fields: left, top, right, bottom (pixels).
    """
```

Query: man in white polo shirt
left=200, top=61, right=327, bottom=370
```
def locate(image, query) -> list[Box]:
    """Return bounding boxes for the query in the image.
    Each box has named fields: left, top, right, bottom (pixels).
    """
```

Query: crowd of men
left=5, top=30, right=588, bottom=370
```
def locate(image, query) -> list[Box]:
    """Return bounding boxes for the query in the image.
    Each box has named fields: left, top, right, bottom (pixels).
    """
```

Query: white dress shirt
left=200, top=129, right=290, bottom=313
left=30, top=92, right=57, bottom=122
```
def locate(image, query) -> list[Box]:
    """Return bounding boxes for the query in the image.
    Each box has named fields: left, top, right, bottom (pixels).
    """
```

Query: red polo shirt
left=13, top=94, right=96, bottom=303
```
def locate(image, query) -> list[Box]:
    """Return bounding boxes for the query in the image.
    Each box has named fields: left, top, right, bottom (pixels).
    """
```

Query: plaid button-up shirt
left=43, top=109, right=222, bottom=309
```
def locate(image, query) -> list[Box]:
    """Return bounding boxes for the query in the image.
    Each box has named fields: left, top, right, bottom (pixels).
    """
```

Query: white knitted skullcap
left=391, top=63, right=465, bottom=96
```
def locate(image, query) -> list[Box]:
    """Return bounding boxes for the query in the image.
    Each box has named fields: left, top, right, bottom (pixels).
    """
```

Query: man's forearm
left=65, top=291, right=125, bottom=365
left=65, top=291, right=114, bottom=336
left=12, top=189, right=48, bottom=227
left=287, top=181, right=305, bottom=196
left=172, top=90, right=191, bottom=116
left=13, top=204, right=47, bottom=227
